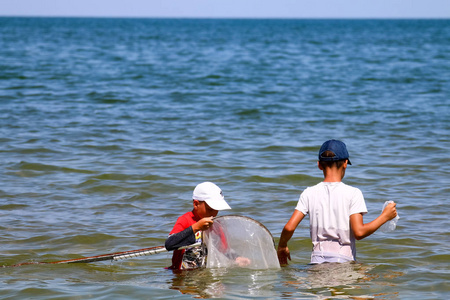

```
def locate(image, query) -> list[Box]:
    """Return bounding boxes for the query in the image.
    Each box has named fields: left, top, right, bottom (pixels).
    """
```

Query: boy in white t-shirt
left=277, top=139, right=398, bottom=265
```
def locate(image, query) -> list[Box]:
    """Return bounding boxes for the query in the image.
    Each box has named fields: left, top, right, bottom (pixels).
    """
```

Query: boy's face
left=193, top=200, right=218, bottom=219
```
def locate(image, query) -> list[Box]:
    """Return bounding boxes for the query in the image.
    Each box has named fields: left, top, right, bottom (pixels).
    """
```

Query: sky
left=1, top=0, right=449, bottom=19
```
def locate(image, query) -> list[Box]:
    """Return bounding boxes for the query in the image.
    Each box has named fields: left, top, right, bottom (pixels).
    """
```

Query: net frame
left=203, top=215, right=280, bottom=269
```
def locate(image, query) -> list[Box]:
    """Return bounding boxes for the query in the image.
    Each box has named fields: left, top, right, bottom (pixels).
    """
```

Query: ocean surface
left=0, top=17, right=449, bottom=299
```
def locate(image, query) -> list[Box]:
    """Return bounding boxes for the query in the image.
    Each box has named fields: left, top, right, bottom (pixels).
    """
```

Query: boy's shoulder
left=176, top=211, right=195, bottom=222
left=301, top=182, right=364, bottom=203
left=303, top=181, right=360, bottom=193
left=170, top=211, right=196, bottom=235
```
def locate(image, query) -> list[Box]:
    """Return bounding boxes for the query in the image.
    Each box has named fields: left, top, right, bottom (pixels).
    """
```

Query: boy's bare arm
left=350, top=202, right=397, bottom=240
left=277, top=210, right=305, bottom=265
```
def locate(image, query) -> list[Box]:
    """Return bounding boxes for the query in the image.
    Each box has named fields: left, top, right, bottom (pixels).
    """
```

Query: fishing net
left=203, top=215, right=280, bottom=269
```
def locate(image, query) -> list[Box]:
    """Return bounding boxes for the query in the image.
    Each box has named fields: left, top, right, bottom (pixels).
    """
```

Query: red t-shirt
left=169, top=211, right=203, bottom=270
left=169, top=211, right=199, bottom=235
left=168, top=212, right=230, bottom=270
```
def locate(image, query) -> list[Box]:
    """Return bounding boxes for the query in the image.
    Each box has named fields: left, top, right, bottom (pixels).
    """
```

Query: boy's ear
left=317, top=161, right=323, bottom=170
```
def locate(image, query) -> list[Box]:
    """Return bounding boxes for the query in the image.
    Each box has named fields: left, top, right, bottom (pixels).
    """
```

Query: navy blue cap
left=318, top=139, right=352, bottom=165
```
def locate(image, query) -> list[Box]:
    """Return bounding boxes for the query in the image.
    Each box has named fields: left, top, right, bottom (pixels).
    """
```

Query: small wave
left=159, top=150, right=178, bottom=155
left=359, top=76, right=418, bottom=84
left=77, top=181, right=138, bottom=194
left=86, top=91, right=130, bottom=103
left=0, top=204, right=29, bottom=210
left=244, top=173, right=318, bottom=184
left=13, top=147, right=61, bottom=154
left=203, top=74, right=223, bottom=79
left=14, top=161, right=95, bottom=174
left=193, top=140, right=225, bottom=147
left=92, top=173, right=130, bottom=181
left=5, top=85, right=48, bottom=90
left=235, top=109, right=261, bottom=116
left=92, top=203, right=141, bottom=210
left=54, top=233, right=119, bottom=245
left=124, top=192, right=155, bottom=201
left=259, top=145, right=318, bottom=152
left=82, top=144, right=123, bottom=151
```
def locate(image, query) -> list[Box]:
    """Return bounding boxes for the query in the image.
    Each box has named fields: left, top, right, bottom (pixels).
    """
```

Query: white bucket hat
left=193, top=182, right=231, bottom=211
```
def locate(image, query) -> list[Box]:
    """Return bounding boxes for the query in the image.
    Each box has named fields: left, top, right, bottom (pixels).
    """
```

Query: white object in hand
left=380, top=200, right=400, bottom=232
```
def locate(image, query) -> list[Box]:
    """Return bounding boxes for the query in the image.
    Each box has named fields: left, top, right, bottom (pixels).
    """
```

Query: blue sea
left=1, top=18, right=449, bottom=299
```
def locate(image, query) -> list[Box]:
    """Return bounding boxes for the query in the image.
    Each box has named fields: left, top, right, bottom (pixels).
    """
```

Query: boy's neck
left=322, top=168, right=345, bottom=182
left=323, top=176, right=343, bottom=183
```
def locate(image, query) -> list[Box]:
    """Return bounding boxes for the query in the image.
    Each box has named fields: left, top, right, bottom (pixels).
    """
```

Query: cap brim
left=205, top=199, right=231, bottom=211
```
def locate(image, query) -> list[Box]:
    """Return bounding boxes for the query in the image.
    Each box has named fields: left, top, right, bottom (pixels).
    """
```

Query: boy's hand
left=277, top=246, right=291, bottom=265
left=192, top=217, right=214, bottom=232
left=235, top=256, right=251, bottom=267
left=382, top=202, right=398, bottom=221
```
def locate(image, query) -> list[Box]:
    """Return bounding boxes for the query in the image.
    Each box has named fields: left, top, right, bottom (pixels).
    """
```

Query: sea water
left=0, top=18, right=449, bottom=299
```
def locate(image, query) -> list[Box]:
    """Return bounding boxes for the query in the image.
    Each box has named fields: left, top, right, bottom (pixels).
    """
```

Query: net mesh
left=203, top=215, right=280, bottom=269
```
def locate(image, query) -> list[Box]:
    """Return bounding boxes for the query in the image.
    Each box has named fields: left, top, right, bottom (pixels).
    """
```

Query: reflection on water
left=306, top=263, right=373, bottom=288
left=282, top=262, right=404, bottom=299
left=169, top=267, right=281, bottom=298
left=169, top=269, right=225, bottom=298
left=168, top=263, right=390, bottom=299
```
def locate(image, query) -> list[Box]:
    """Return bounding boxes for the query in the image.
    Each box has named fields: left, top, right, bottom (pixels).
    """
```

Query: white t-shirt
left=295, top=182, right=368, bottom=263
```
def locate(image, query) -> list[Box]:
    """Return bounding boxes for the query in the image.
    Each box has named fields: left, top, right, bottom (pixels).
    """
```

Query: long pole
left=5, top=242, right=201, bottom=267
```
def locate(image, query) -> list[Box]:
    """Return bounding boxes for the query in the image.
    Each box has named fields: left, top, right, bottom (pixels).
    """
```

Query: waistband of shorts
left=310, top=250, right=354, bottom=264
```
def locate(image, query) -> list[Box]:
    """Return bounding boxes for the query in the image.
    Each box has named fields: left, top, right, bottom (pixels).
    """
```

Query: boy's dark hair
left=319, top=150, right=346, bottom=169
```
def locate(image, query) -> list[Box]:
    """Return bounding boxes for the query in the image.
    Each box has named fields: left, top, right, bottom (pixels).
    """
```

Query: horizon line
left=1, top=15, right=449, bottom=20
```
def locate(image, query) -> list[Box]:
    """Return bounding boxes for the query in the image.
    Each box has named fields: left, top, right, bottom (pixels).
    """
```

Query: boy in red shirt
left=165, top=182, right=232, bottom=270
